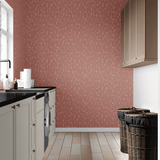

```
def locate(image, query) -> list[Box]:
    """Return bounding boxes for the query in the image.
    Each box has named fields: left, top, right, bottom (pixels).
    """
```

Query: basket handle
left=141, top=111, right=146, bottom=117
left=132, top=107, right=136, bottom=112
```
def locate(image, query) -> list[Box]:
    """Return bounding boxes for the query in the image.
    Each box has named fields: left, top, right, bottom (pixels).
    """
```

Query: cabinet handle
left=33, top=97, right=36, bottom=100
left=33, top=123, right=36, bottom=126
left=50, top=107, right=52, bottom=109
left=17, top=104, right=20, bottom=107
left=134, top=57, right=137, bottom=60
left=52, top=121, right=54, bottom=123
left=52, top=105, right=54, bottom=108
left=50, top=124, right=52, bottom=126
left=33, top=149, right=36, bottom=152
left=12, top=105, right=16, bottom=109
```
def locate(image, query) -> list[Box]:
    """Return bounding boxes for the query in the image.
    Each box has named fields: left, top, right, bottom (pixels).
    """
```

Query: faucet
left=0, top=59, right=11, bottom=68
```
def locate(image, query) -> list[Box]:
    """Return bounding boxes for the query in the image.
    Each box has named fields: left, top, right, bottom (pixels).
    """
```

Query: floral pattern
left=5, top=0, right=132, bottom=127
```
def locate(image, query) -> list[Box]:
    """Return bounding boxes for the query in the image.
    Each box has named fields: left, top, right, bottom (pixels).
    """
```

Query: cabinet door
left=137, top=0, right=145, bottom=60
left=36, top=109, right=44, bottom=160
left=15, top=99, right=31, bottom=160
left=0, top=103, right=15, bottom=160
left=124, top=0, right=130, bottom=65
left=129, top=0, right=137, bottom=63
left=30, top=122, right=36, bottom=160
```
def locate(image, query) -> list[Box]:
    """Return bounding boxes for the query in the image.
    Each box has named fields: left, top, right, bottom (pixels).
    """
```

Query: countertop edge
left=34, top=86, right=56, bottom=91
left=0, top=93, right=36, bottom=108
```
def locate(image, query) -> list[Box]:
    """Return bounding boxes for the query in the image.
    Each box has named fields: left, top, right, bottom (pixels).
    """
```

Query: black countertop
left=0, top=92, right=36, bottom=108
left=34, top=86, right=56, bottom=91
left=0, top=86, right=56, bottom=108
left=7, top=86, right=56, bottom=93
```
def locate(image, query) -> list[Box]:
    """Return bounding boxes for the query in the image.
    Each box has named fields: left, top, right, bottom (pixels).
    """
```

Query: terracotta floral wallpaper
left=6, top=0, right=26, bottom=79
left=6, top=0, right=132, bottom=127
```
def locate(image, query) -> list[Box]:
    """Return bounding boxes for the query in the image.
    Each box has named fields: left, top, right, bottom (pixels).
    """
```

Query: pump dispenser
left=3, top=74, right=10, bottom=90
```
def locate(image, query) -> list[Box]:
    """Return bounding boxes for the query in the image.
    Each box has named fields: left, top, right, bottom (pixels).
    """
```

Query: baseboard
left=55, top=128, right=119, bottom=132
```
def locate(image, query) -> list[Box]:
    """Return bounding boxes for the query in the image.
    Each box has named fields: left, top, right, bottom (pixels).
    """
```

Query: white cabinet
left=49, top=89, right=56, bottom=145
left=30, top=98, right=36, bottom=160
left=0, top=103, right=15, bottom=160
left=17, top=96, right=44, bottom=160
left=35, top=97, right=44, bottom=160
left=0, top=95, right=45, bottom=160
left=15, top=98, right=32, bottom=160
left=0, top=97, right=34, bottom=160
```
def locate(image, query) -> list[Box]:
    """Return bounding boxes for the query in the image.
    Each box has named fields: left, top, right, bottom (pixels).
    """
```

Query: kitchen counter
left=2, top=86, right=56, bottom=108
left=0, top=92, right=36, bottom=108
left=34, top=86, right=56, bottom=91
left=7, top=86, right=56, bottom=93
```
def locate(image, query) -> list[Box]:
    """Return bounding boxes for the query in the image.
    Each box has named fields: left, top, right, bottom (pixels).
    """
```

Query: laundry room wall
left=7, top=0, right=133, bottom=128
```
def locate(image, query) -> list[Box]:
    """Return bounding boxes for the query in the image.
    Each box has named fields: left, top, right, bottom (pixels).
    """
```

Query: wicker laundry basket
left=125, top=112, right=158, bottom=160
left=117, top=108, right=150, bottom=153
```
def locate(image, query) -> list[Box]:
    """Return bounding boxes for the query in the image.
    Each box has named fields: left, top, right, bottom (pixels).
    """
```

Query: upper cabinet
left=121, top=0, right=157, bottom=68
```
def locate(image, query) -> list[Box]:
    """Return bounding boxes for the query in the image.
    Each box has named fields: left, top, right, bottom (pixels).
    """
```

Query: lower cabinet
left=0, top=103, right=15, bottom=160
left=35, top=97, right=44, bottom=160
left=0, top=96, right=45, bottom=160
left=30, top=97, right=44, bottom=160
left=36, top=108, right=44, bottom=160
left=15, top=99, right=31, bottom=160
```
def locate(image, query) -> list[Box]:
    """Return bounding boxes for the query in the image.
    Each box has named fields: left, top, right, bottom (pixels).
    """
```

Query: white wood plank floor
left=44, top=132, right=128, bottom=160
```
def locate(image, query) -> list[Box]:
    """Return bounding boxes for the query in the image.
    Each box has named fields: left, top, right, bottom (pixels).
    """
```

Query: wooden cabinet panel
left=124, top=1, right=130, bottom=64
left=121, top=0, right=157, bottom=68
left=137, top=0, right=145, bottom=60
left=129, top=0, right=137, bottom=62
left=145, top=0, right=157, bottom=59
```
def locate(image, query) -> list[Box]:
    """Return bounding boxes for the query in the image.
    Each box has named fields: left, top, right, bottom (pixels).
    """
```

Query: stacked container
left=23, top=69, right=32, bottom=88
left=117, top=107, right=150, bottom=153
left=125, top=112, right=157, bottom=160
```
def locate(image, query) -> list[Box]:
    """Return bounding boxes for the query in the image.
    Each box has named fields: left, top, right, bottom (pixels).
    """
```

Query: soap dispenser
left=3, top=74, right=10, bottom=90
left=14, top=78, right=18, bottom=89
